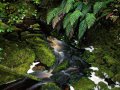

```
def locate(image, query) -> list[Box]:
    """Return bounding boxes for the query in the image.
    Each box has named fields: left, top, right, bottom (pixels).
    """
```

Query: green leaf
left=93, top=2, right=106, bottom=14
left=63, top=13, right=71, bottom=29
left=75, top=2, right=83, bottom=11
left=47, top=8, right=60, bottom=24
left=82, top=4, right=91, bottom=16
left=66, top=23, right=72, bottom=36
left=70, top=10, right=83, bottom=26
left=86, top=13, right=96, bottom=29
left=74, top=1, right=81, bottom=8
left=78, top=20, right=87, bottom=39
left=64, top=0, right=75, bottom=13
left=93, top=0, right=114, bottom=14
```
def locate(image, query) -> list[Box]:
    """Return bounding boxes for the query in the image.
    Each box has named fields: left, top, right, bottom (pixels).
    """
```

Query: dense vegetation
left=0, top=0, right=120, bottom=90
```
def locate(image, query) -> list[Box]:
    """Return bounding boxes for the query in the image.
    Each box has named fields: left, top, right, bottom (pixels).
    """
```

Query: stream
left=0, top=37, right=120, bottom=90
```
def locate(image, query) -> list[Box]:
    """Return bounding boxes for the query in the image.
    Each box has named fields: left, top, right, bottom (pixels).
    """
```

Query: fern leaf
left=82, top=4, right=91, bottom=16
left=70, top=10, right=83, bottom=26
left=60, top=0, right=67, bottom=8
left=66, top=23, right=72, bottom=36
left=47, top=8, right=60, bottom=24
left=93, top=2, right=105, bottom=14
left=86, top=13, right=96, bottom=29
left=74, top=1, right=81, bottom=8
left=94, top=0, right=114, bottom=15
left=78, top=20, right=87, bottom=39
left=52, top=13, right=64, bottom=29
left=64, top=0, right=75, bottom=13
left=75, top=2, right=83, bottom=11
left=63, top=13, right=71, bottom=29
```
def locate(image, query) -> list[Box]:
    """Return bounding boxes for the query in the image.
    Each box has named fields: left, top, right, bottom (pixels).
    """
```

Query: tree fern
left=86, top=13, right=96, bottom=29
left=70, top=10, right=83, bottom=26
left=47, top=8, right=60, bottom=24
left=78, top=19, right=87, bottom=39
left=46, top=0, right=114, bottom=40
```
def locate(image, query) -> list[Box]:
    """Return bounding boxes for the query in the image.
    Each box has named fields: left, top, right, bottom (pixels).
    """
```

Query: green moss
left=98, top=82, right=109, bottom=90
left=0, top=64, right=41, bottom=84
left=53, top=60, right=69, bottom=72
left=0, top=71, right=19, bottom=84
left=26, top=36, right=55, bottom=67
left=41, top=82, right=61, bottom=90
left=0, top=41, right=35, bottom=84
left=103, top=55, right=116, bottom=66
left=111, top=87, right=120, bottom=90
left=100, top=66, right=114, bottom=78
left=95, top=71, right=104, bottom=78
left=81, top=19, right=120, bottom=83
left=112, top=73, right=120, bottom=82
left=34, top=45, right=55, bottom=67
left=72, top=77, right=95, bottom=90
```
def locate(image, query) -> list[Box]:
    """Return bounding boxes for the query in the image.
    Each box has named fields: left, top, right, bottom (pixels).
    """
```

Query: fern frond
left=75, top=2, right=83, bottom=11
left=93, top=2, right=106, bottom=14
left=63, top=13, right=71, bottom=29
left=64, top=0, right=75, bottom=13
left=70, top=10, right=83, bottom=26
left=86, top=13, right=96, bottom=29
left=52, top=13, right=64, bottom=29
left=81, top=4, right=91, bottom=16
left=66, top=23, right=72, bottom=36
left=94, top=0, right=114, bottom=15
left=74, top=1, right=81, bottom=8
left=60, top=0, right=67, bottom=8
left=47, top=8, right=60, bottom=24
left=78, top=19, right=87, bottom=39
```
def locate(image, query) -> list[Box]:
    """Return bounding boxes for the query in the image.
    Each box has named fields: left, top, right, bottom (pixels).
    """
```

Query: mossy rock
left=0, top=42, right=35, bottom=84
left=72, top=77, right=95, bottom=90
left=112, top=73, right=120, bottom=82
left=95, top=71, right=104, bottom=79
left=26, top=36, right=55, bottom=67
left=98, top=82, right=109, bottom=90
left=99, top=66, right=114, bottom=78
left=111, top=87, right=120, bottom=90
left=41, top=82, right=61, bottom=90
left=0, top=71, right=20, bottom=85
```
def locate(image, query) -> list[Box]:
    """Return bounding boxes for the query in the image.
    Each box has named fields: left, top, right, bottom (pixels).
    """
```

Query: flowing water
left=0, top=37, right=119, bottom=90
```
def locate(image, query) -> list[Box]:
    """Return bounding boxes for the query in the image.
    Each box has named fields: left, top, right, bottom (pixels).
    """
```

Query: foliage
left=47, top=0, right=114, bottom=40
left=25, top=36, right=56, bottom=67
left=33, top=0, right=41, bottom=4
left=41, top=82, right=61, bottom=90
left=72, top=77, right=95, bottom=90
left=0, top=0, right=38, bottom=33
